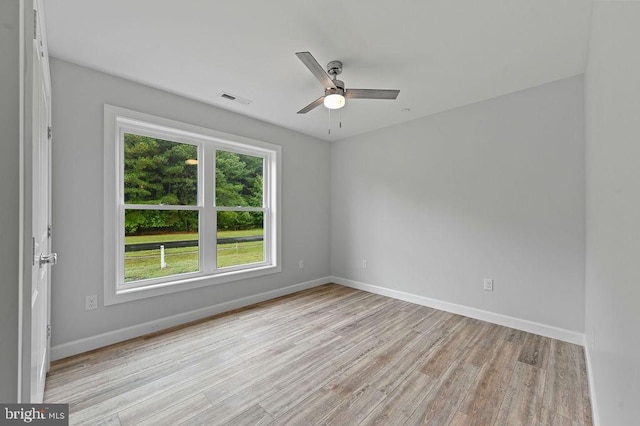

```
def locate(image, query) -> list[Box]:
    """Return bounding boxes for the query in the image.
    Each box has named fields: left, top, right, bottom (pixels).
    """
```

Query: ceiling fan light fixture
left=324, top=93, right=345, bottom=109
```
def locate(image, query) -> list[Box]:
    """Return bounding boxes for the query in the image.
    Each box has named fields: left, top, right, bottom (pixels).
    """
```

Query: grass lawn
left=124, top=230, right=264, bottom=282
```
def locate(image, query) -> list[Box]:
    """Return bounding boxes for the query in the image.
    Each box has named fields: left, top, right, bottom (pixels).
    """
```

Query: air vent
left=218, top=92, right=252, bottom=105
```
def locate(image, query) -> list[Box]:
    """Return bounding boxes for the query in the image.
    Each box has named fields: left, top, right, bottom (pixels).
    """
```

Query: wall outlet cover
left=85, top=295, right=98, bottom=310
left=483, top=279, right=494, bottom=291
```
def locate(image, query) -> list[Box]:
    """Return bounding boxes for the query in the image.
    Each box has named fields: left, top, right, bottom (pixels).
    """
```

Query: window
left=104, top=106, right=281, bottom=304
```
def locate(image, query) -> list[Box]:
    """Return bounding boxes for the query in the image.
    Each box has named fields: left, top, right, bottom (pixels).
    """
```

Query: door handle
left=39, top=253, right=58, bottom=268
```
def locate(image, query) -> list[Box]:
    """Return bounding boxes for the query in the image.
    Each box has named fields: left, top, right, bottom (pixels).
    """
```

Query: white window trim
left=103, top=105, right=281, bottom=305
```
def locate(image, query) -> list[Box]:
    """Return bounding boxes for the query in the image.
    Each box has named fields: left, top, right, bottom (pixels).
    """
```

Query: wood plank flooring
left=44, top=284, right=592, bottom=425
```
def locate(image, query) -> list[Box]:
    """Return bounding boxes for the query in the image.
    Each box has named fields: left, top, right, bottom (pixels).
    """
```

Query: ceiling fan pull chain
left=339, top=109, right=342, bottom=129
left=328, top=109, right=331, bottom=134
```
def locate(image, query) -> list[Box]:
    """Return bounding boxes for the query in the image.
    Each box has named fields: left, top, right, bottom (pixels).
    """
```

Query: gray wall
left=50, top=59, right=331, bottom=347
left=585, top=2, right=640, bottom=424
left=0, top=0, right=21, bottom=403
left=331, top=76, right=586, bottom=332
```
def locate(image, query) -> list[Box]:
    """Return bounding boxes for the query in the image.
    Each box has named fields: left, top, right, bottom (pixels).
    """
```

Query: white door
left=30, top=3, right=54, bottom=403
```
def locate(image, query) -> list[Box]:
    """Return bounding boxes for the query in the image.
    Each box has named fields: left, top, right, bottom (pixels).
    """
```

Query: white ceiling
left=44, top=0, right=592, bottom=142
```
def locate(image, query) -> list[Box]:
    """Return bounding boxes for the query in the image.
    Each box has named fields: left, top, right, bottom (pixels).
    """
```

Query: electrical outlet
left=361, top=259, right=367, bottom=269
left=483, top=279, right=494, bottom=291
left=298, top=259, right=304, bottom=269
left=85, top=295, right=98, bottom=310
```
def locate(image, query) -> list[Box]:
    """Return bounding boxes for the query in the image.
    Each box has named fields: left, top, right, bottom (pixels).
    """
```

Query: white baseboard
left=52, top=275, right=585, bottom=359
left=51, top=277, right=331, bottom=361
left=331, top=276, right=585, bottom=346
left=583, top=343, right=600, bottom=425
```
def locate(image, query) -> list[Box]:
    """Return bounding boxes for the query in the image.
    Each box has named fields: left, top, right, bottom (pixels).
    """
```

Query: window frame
left=104, top=105, right=281, bottom=305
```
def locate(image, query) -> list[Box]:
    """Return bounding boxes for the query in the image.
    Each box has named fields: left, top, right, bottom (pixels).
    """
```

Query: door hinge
left=48, top=126, right=52, bottom=140
left=32, top=237, right=36, bottom=266
left=48, top=225, right=52, bottom=238
left=47, top=325, right=52, bottom=338
left=33, top=10, right=37, bottom=40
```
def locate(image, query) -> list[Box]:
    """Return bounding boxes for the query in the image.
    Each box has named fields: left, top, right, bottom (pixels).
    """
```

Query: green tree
left=124, top=134, right=198, bottom=234
left=215, top=150, right=263, bottom=230
left=124, top=134, right=197, bottom=205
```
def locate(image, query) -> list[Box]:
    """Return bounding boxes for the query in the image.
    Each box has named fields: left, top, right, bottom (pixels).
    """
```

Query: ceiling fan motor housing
left=327, top=60, right=343, bottom=76
left=325, top=79, right=345, bottom=97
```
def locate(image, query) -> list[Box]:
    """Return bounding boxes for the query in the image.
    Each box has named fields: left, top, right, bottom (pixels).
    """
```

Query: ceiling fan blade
left=297, top=96, right=325, bottom=114
left=296, top=52, right=337, bottom=89
left=345, top=89, right=400, bottom=100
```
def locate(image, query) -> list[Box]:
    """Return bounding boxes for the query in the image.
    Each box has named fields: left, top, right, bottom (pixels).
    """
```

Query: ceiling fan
left=295, top=51, right=400, bottom=114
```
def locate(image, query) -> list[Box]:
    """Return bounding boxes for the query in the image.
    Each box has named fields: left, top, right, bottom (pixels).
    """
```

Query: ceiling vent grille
left=219, top=92, right=252, bottom=105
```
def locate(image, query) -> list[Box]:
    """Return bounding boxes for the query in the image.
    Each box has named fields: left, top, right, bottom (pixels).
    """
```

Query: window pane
left=217, top=211, right=264, bottom=268
left=124, top=133, right=198, bottom=205
left=215, top=150, right=263, bottom=207
left=125, top=209, right=199, bottom=282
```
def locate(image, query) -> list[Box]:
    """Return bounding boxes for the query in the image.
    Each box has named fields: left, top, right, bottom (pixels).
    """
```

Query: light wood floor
left=45, top=284, right=592, bottom=425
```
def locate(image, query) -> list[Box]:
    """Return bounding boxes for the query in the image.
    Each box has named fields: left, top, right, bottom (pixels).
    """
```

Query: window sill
left=104, top=264, right=282, bottom=306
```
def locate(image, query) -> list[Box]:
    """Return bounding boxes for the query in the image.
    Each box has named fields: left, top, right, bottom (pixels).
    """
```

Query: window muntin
left=105, top=106, right=281, bottom=303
